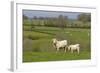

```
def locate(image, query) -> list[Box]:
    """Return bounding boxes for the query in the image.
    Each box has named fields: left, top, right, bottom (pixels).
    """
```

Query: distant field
left=23, top=19, right=90, bottom=28
left=23, top=26, right=91, bottom=62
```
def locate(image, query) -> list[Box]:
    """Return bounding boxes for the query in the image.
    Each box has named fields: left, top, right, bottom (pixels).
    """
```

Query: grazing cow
left=68, top=44, right=80, bottom=54
left=52, top=38, right=67, bottom=53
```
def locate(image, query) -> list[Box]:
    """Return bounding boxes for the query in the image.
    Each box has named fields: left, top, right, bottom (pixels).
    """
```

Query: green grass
left=23, top=26, right=91, bottom=62
left=23, top=51, right=91, bottom=62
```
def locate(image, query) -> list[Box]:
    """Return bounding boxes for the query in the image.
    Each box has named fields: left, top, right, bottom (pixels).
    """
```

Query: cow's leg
left=64, top=46, right=67, bottom=53
left=68, top=46, right=70, bottom=51
left=71, top=49, right=73, bottom=53
left=77, top=47, right=80, bottom=54
left=56, top=47, right=59, bottom=53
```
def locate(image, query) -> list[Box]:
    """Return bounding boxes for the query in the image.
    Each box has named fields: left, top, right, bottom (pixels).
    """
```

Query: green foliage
left=23, top=14, right=29, bottom=20
left=32, top=47, right=41, bottom=52
left=27, top=34, right=40, bottom=40
left=57, top=15, right=67, bottom=29
left=23, top=13, right=91, bottom=29
left=78, top=13, right=91, bottom=23
left=67, top=20, right=90, bottom=28
left=23, top=19, right=90, bottom=28
left=23, top=19, right=31, bottom=26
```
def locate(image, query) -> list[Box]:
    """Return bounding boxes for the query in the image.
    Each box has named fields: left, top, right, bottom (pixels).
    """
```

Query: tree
left=87, top=14, right=91, bottom=22
left=23, top=14, right=28, bottom=20
left=33, top=16, right=37, bottom=19
left=78, top=13, right=91, bottom=23
left=23, top=15, right=29, bottom=26
left=57, top=15, right=67, bottom=29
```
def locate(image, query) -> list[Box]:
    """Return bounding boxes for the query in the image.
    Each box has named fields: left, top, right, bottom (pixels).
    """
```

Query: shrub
left=27, top=35, right=40, bottom=40
left=32, top=47, right=41, bottom=52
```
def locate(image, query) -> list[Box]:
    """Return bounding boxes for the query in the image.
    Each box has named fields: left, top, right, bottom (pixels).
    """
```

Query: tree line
left=23, top=13, right=91, bottom=29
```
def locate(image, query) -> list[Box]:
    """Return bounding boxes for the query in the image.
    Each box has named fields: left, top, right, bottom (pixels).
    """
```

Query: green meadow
left=23, top=26, right=91, bottom=62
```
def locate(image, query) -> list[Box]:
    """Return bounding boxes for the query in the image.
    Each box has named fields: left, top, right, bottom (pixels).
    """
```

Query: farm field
left=23, top=26, right=91, bottom=62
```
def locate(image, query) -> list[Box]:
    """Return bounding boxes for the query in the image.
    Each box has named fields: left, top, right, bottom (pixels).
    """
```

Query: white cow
left=68, top=44, right=80, bottom=54
left=52, top=38, right=67, bottom=53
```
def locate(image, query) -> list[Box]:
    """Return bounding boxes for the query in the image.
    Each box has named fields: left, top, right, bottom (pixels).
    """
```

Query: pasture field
left=23, top=26, right=91, bottom=62
left=23, top=51, right=90, bottom=62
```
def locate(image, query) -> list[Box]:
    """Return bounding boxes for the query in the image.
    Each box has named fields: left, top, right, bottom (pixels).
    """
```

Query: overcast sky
left=23, top=10, right=87, bottom=19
